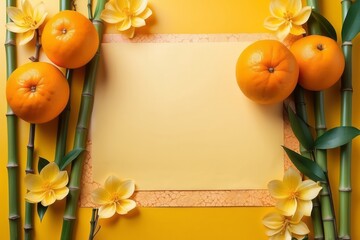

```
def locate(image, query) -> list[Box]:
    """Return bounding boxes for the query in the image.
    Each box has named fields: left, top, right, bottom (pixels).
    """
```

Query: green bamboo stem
left=24, top=124, right=35, bottom=240
left=54, top=0, right=74, bottom=167
left=314, top=92, right=338, bottom=240
left=88, top=209, right=100, bottom=240
left=294, top=86, right=324, bottom=239
left=5, top=1, right=20, bottom=239
left=60, top=1, right=107, bottom=239
left=60, top=0, right=72, bottom=11
left=339, top=1, right=353, bottom=239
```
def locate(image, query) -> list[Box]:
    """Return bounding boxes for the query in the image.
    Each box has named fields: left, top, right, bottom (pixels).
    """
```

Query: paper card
left=80, top=34, right=297, bottom=207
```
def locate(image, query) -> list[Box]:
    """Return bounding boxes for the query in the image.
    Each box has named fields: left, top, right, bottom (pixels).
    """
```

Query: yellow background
left=1, top=0, right=360, bottom=239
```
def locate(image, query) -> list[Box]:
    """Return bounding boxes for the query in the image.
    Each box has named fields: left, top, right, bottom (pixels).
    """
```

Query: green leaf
left=59, top=148, right=85, bottom=170
left=287, top=106, right=314, bottom=151
left=308, top=10, right=337, bottom=41
left=37, top=203, right=48, bottom=222
left=342, top=0, right=360, bottom=41
left=38, top=157, right=50, bottom=173
left=282, top=146, right=326, bottom=182
left=314, top=126, right=360, bottom=149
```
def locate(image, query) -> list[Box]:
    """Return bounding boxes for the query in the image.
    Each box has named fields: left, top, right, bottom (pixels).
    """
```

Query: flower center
left=290, top=191, right=299, bottom=199
left=283, top=11, right=293, bottom=22
left=23, top=15, right=36, bottom=28
left=122, top=7, right=132, bottom=17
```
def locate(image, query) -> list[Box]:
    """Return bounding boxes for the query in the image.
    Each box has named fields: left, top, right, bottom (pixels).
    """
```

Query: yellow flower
left=268, top=167, right=322, bottom=216
left=6, top=0, right=47, bottom=45
left=24, top=162, right=69, bottom=207
left=263, top=212, right=309, bottom=240
left=264, top=0, right=311, bottom=41
left=100, top=0, right=152, bottom=38
left=92, top=175, right=136, bottom=218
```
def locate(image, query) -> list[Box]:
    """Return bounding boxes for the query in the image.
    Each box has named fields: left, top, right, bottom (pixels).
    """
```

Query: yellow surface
left=92, top=41, right=283, bottom=191
left=1, top=1, right=360, bottom=240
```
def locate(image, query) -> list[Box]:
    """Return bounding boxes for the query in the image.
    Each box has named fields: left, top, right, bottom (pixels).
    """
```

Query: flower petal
left=126, top=27, right=135, bottom=38
left=264, top=16, right=285, bottom=30
left=292, top=6, right=312, bottom=25
left=296, top=199, right=313, bottom=216
left=269, top=0, right=287, bottom=18
left=92, top=188, right=112, bottom=205
left=22, top=0, right=34, bottom=18
left=101, top=9, right=126, bottom=23
left=41, top=191, right=56, bottom=206
left=138, top=7, right=152, bottom=20
left=288, top=221, right=310, bottom=236
left=40, top=162, right=60, bottom=183
left=118, top=179, right=135, bottom=199
left=33, top=2, right=47, bottom=24
left=98, top=203, right=116, bottom=218
left=262, top=212, right=285, bottom=229
left=130, top=0, right=148, bottom=16
left=283, top=168, right=301, bottom=192
left=116, top=0, right=130, bottom=10
left=54, top=187, right=69, bottom=200
left=24, top=174, right=44, bottom=191
left=18, top=30, right=35, bottom=45
left=268, top=180, right=289, bottom=199
left=117, top=17, right=132, bottom=31
left=297, top=180, right=322, bottom=200
left=286, top=0, right=302, bottom=16
left=131, top=16, right=146, bottom=27
left=116, top=199, right=136, bottom=214
left=6, top=7, right=27, bottom=27
left=104, top=175, right=122, bottom=193
left=276, top=198, right=297, bottom=216
left=6, top=22, right=29, bottom=33
left=290, top=24, right=306, bottom=36
left=51, top=170, right=69, bottom=189
left=25, top=191, right=45, bottom=203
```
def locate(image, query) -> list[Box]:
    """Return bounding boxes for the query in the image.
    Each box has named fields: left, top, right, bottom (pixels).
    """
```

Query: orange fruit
left=290, top=35, right=345, bottom=91
left=42, top=10, right=99, bottom=69
left=235, top=40, right=299, bottom=104
left=6, top=62, right=70, bottom=124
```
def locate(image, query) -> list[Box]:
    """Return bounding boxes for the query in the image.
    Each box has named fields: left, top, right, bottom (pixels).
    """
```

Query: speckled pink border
left=80, top=34, right=298, bottom=207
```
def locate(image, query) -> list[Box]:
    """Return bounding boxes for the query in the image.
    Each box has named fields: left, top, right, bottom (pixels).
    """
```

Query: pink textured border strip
left=80, top=34, right=298, bottom=207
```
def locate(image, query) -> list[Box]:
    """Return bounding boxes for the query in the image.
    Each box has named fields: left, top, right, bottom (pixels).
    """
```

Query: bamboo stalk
left=294, top=86, right=324, bottom=239
left=339, top=0, right=353, bottom=238
left=5, top=1, right=20, bottom=239
left=24, top=29, right=42, bottom=240
left=24, top=124, right=35, bottom=240
left=60, top=1, right=107, bottom=239
left=314, top=92, right=338, bottom=239
left=54, top=0, right=74, bottom=166
left=88, top=209, right=100, bottom=240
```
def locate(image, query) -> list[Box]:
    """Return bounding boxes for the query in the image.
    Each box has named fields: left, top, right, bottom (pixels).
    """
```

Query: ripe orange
left=6, top=62, right=70, bottom=124
left=290, top=35, right=345, bottom=91
left=42, top=10, right=99, bottom=69
left=235, top=40, right=299, bottom=104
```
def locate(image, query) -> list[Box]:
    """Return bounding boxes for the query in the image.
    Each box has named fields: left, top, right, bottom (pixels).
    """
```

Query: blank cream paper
left=91, top=40, right=284, bottom=190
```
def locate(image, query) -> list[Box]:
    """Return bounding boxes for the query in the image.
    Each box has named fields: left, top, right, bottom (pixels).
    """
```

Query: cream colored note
left=91, top=40, right=284, bottom=190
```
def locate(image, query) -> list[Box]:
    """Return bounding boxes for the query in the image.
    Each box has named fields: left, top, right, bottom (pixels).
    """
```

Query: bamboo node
left=24, top=224, right=34, bottom=230
left=6, top=111, right=16, bottom=116
left=7, top=163, right=19, bottom=168
left=339, top=187, right=352, bottom=192
left=25, top=169, right=35, bottom=174
left=339, top=236, right=351, bottom=240
left=63, top=215, right=76, bottom=221
left=342, top=87, right=353, bottom=92
left=69, top=186, right=80, bottom=191
left=4, top=39, right=16, bottom=46
left=342, top=41, right=352, bottom=46
left=322, top=217, right=335, bottom=221
left=9, top=214, right=20, bottom=220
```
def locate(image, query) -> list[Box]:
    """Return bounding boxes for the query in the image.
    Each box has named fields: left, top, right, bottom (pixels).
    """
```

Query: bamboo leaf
left=287, top=106, right=314, bottom=151
left=308, top=10, right=337, bottom=41
left=59, top=148, right=85, bottom=170
left=282, top=146, right=326, bottom=182
left=38, top=157, right=50, bottom=173
left=342, top=0, right=360, bottom=41
left=37, top=203, right=47, bottom=222
left=314, top=126, right=360, bottom=149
